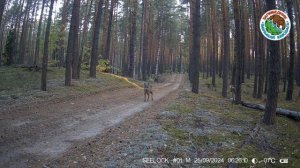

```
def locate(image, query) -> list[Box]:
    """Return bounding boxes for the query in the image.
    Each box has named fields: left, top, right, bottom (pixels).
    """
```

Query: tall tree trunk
left=188, top=0, right=194, bottom=81
left=34, top=0, right=45, bottom=65
left=263, top=0, right=280, bottom=125
left=65, top=0, right=81, bottom=85
left=90, top=0, right=104, bottom=78
left=0, top=0, right=6, bottom=27
left=19, top=0, right=32, bottom=64
left=252, top=0, right=259, bottom=98
left=282, top=39, right=288, bottom=92
left=41, top=0, right=55, bottom=91
left=128, top=0, right=137, bottom=78
left=142, top=0, right=149, bottom=81
left=71, top=0, right=81, bottom=79
left=58, top=0, right=70, bottom=67
left=104, top=0, right=115, bottom=61
left=80, top=0, right=93, bottom=67
left=257, top=0, right=265, bottom=99
left=154, top=33, right=161, bottom=81
left=190, top=0, right=200, bottom=94
left=286, top=0, right=295, bottom=100
left=233, top=0, right=243, bottom=104
left=101, top=0, right=110, bottom=59
left=210, top=0, right=217, bottom=87
left=222, top=0, right=229, bottom=98
left=295, top=0, right=300, bottom=86
left=243, top=0, right=250, bottom=82
left=264, top=42, right=270, bottom=94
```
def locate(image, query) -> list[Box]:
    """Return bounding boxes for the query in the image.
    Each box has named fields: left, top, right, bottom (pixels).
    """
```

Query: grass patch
left=0, top=67, right=142, bottom=106
left=166, top=103, right=195, bottom=114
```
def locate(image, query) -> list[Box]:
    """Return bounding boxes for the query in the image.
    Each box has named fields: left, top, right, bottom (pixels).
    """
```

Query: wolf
left=144, top=82, right=153, bottom=101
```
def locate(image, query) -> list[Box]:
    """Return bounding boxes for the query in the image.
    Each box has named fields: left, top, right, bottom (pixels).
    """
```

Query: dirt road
left=0, top=74, right=183, bottom=168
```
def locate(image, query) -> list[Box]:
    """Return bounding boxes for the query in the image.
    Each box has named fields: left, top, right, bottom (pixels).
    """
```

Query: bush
left=97, top=59, right=111, bottom=73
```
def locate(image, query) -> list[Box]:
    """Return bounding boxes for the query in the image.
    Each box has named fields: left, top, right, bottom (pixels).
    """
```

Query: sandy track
left=0, top=74, right=182, bottom=168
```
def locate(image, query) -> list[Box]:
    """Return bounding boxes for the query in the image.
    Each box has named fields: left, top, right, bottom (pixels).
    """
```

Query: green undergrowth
left=160, top=78, right=300, bottom=167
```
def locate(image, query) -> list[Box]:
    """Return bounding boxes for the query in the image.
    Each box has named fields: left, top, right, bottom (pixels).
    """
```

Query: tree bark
left=128, top=0, right=137, bottom=78
left=190, top=0, right=200, bottom=94
left=142, top=0, right=149, bottom=81
left=257, top=0, right=265, bottom=99
left=34, top=0, right=45, bottom=65
left=58, top=0, right=70, bottom=67
left=90, top=0, right=104, bottom=78
left=104, top=0, right=115, bottom=61
left=71, top=0, right=81, bottom=79
left=233, top=0, right=242, bottom=104
left=65, top=0, right=81, bottom=85
left=286, top=0, right=295, bottom=100
left=295, top=0, right=300, bottom=86
left=221, top=0, right=229, bottom=98
left=41, top=0, right=55, bottom=91
left=210, top=0, right=217, bottom=87
left=252, top=0, right=259, bottom=98
left=19, top=0, right=32, bottom=64
left=0, top=0, right=6, bottom=27
left=263, top=0, right=281, bottom=125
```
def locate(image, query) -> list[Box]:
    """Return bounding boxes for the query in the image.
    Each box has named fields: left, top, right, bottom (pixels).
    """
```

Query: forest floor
left=0, top=67, right=300, bottom=168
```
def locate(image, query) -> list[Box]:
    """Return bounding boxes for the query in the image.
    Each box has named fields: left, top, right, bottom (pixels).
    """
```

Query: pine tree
left=90, top=0, right=104, bottom=78
left=286, top=0, right=295, bottom=100
left=263, top=0, right=280, bottom=125
left=41, top=0, right=55, bottom=91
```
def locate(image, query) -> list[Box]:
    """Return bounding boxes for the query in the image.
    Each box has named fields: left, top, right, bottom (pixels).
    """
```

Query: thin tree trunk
left=104, top=0, right=115, bottom=61
left=257, top=0, right=265, bottom=99
left=80, top=0, right=93, bottom=65
left=41, top=0, right=55, bottom=91
left=34, top=0, right=45, bottom=65
left=58, top=0, right=70, bottom=67
left=128, top=0, right=137, bottom=78
left=101, top=0, right=110, bottom=59
left=0, top=0, right=6, bottom=27
left=286, top=0, right=295, bottom=100
left=210, top=0, right=217, bottom=87
left=142, top=0, right=149, bottom=81
left=19, top=0, right=32, bottom=64
left=222, top=0, right=229, bottom=98
left=295, top=0, right=300, bottom=86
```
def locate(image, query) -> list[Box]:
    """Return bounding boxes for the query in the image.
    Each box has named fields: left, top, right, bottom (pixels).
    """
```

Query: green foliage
left=96, top=59, right=111, bottom=73
left=265, top=19, right=282, bottom=35
left=81, top=63, right=89, bottom=70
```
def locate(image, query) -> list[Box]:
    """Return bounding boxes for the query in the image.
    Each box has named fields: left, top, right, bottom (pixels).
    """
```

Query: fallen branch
left=241, top=101, right=300, bottom=120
